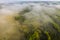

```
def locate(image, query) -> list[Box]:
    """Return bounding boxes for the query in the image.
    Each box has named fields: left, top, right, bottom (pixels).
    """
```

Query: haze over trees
left=0, top=2, right=60, bottom=40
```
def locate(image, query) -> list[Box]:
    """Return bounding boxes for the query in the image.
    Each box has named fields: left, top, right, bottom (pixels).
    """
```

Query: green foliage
left=15, top=15, right=21, bottom=20
left=18, top=7, right=31, bottom=15
left=44, top=31, right=51, bottom=40
left=14, top=9, right=60, bottom=40
left=14, top=14, right=60, bottom=40
left=29, top=30, right=40, bottom=40
left=15, top=15, right=25, bottom=24
left=51, top=22, right=60, bottom=32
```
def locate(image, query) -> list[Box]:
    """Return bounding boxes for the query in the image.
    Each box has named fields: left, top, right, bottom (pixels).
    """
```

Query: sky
left=0, top=0, right=60, bottom=3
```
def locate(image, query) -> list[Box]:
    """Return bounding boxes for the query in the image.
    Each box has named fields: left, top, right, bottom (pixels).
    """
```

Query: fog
left=0, top=3, right=60, bottom=40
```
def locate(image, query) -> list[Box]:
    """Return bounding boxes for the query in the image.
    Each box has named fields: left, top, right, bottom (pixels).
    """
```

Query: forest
left=0, top=3, right=60, bottom=40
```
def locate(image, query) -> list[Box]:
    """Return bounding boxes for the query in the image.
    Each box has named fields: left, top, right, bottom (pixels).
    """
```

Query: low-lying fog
left=0, top=3, right=60, bottom=40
